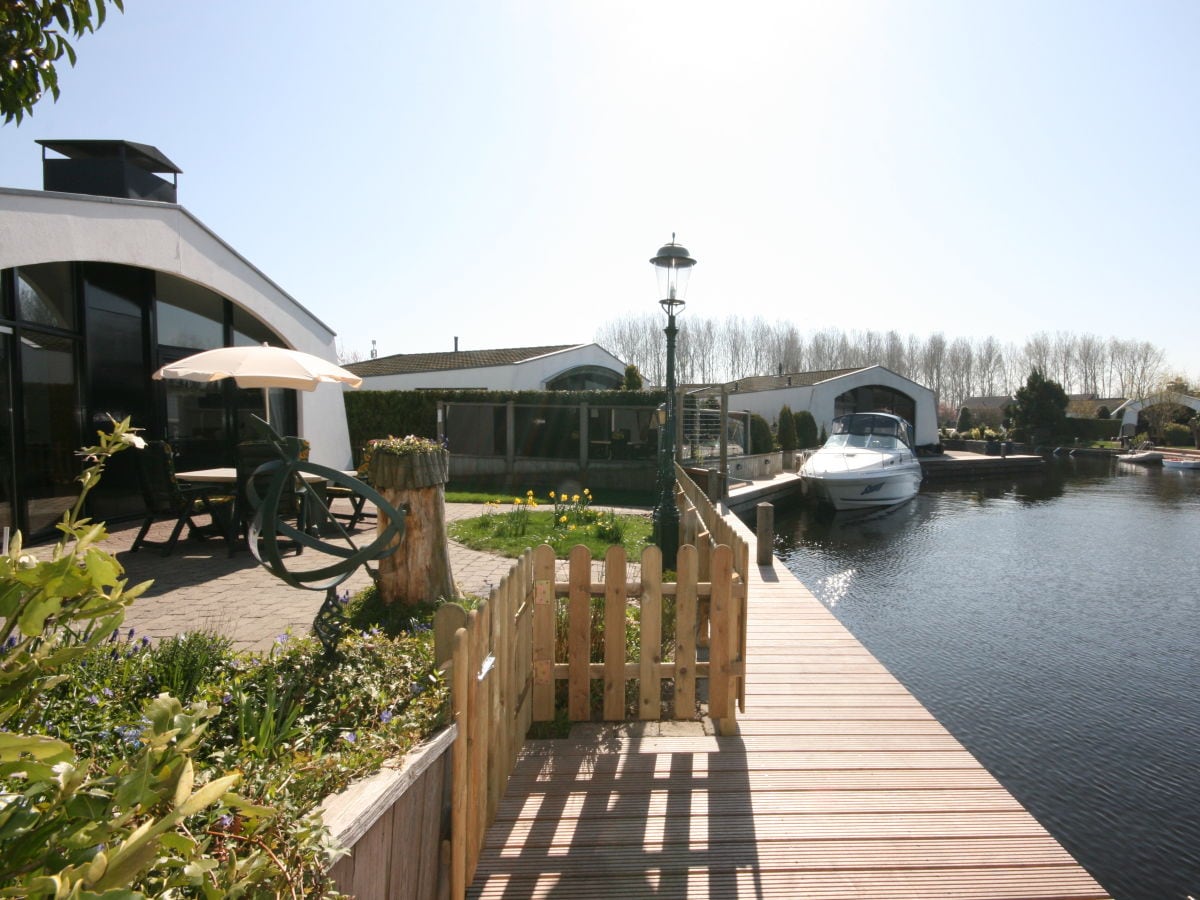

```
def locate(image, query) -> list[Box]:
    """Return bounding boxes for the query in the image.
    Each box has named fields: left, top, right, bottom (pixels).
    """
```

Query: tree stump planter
left=369, top=447, right=455, bottom=606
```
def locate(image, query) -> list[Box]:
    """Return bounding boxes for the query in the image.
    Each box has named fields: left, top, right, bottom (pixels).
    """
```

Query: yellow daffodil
left=559, top=515, right=568, bottom=524
left=572, top=494, right=580, bottom=503
left=568, top=524, right=576, bottom=531
left=526, top=489, right=534, bottom=496
left=549, top=490, right=556, bottom=499
left=513, top=497, right=522, bottom=505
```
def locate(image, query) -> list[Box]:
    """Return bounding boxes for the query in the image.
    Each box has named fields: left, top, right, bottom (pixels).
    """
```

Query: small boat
left=1162, top=456, right=1200, bottom=470
left=1117, top=450, right=1163, bottom=465
left=800, top=412, right=923, bottom=511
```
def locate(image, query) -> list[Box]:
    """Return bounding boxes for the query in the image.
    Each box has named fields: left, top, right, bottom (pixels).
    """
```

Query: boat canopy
left=830, top=413, right=914, bottom=447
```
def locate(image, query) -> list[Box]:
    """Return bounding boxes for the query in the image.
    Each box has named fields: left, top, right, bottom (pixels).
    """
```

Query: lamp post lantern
left=650, top=234, right=696, bottom=566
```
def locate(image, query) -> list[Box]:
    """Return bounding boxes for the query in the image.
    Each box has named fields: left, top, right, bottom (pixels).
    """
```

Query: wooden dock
left=467, top=526, right=1110, bottom=899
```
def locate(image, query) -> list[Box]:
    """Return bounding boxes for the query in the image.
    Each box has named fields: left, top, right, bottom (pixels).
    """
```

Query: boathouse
left=719, top=365, right=938, bottom=448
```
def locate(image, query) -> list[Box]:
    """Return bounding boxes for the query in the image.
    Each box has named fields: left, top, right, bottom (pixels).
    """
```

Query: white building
left=0, top=139, right=352, bottom=538
left=717, top=365, right=938, bottom=447
left=347, top=343, right=628, bottom=391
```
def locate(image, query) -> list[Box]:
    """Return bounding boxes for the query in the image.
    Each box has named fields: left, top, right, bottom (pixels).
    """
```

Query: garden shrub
left=794, top=410, right=818, bottom=449
left=749, top=414, right=774, bottom=454
left=776, top=405, right=797, bottom=452
left=1162, top=422, right=1193, bottom=447
left=956, top=407, right=973, bottom=432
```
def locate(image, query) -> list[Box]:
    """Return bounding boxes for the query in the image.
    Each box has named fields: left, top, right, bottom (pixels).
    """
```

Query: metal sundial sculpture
left=241, top=418, right=406, bottom=652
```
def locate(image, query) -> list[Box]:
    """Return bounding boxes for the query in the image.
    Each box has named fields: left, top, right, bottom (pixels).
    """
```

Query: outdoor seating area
left=131, top=441, right=236, bottom=556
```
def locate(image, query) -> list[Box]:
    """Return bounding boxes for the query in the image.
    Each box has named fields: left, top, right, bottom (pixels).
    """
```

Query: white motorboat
left=800, top=412, right=923, bottom=511
left=1162, top=456, right=1200, bottom=470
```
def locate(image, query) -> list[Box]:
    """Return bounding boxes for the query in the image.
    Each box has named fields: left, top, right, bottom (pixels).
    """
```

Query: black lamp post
left=650, top=234, right=696, bottom=567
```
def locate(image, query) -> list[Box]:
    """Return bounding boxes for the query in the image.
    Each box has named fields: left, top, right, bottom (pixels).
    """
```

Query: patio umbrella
left=152, top=344, right=362, bottom=423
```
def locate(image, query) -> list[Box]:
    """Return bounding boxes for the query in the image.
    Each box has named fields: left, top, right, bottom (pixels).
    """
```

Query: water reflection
left=773, top=457, right=1200, bottom=900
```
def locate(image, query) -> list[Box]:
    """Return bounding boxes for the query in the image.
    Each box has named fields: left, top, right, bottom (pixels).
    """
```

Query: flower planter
left=322, top=726, right=456, bottom=900
left=369, top=447, right=455, bottom=606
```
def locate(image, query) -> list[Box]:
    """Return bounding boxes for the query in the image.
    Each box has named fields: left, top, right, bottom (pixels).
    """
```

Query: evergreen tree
left=794, top=410, right=819, bottom=449
left=777, top=405, right=797, bottom=451
left=1009, top=369, right=1068, bottom=442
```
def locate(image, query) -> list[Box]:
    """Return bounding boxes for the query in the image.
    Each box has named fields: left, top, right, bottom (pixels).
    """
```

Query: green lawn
left=448, top=506, right=653, bottom=559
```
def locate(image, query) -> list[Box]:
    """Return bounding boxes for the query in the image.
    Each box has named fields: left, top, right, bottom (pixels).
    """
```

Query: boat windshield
left=826, top=414, right=912, bottom=450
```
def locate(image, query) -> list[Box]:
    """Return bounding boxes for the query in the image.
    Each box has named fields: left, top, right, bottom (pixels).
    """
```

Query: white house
left=346, top=343, right=628, bottom=391
left=0, top=139, right=352, bottom=538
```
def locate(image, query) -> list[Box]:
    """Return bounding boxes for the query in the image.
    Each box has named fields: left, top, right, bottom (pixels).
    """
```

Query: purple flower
left=217, top=813, right=234, bottom=829
left=102, top=687, right=113, bottom=698
left=127, top=628, right=135, bottom=641
left=222, top=692, right=233, bottom=704
left=140, top=636, right=151, bottom=648
left=87, top=694, right=100, bottom=705
left=379, top=710, right=393, bottom=724
left=3, top=635, right=17, bottom=651
left=109, top=629, right=119, bottom=643
left=342, top=731, right=357, bottom=744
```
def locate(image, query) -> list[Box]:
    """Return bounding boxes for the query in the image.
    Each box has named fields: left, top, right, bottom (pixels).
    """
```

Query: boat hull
left=1163, top=457, right=1200, bottom=470
left=801, top=462, right=923, bottom=511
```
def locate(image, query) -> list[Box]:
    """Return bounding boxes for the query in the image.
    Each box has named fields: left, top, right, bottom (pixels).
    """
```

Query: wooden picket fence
left=675, top=462, right=751, bottom=712
left=435, top=535, right=747, bottom=898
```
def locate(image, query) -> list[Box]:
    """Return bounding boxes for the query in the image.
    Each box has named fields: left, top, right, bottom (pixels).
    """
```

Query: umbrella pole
left=263, top=389, right=271, bottom=426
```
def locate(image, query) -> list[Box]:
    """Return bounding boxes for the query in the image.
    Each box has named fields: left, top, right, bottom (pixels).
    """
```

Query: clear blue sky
left=2, top=2, right=1196, bottom=377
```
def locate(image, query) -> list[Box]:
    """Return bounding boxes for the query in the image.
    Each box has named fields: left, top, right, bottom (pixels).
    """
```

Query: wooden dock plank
left=467, top=524, right=1111, bottom=899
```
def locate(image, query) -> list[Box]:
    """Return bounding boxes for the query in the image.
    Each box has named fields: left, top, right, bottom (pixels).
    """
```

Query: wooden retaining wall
left=322, top=727, right=455, bottom=900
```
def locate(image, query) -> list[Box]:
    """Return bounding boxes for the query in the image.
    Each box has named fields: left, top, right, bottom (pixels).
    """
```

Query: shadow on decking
left=472, top=724, right=763, bottom=898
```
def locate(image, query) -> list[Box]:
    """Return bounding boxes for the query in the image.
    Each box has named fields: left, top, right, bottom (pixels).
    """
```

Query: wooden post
left=603, top=545, right=627, bottom=720
left=531, top=545, right=556, bottom=721
left=673, top=544, right=697, bottom=719
left=756, top=502, right=774, bottom=567
left=709, top=545, right=736, bottom=735
left=567, top=546, right=591, bottom=721
left=450, top=627, right=468, bottom=900
left=639, top=545, right=663, bottom=720
left=372, top=449, right=455, bottom=606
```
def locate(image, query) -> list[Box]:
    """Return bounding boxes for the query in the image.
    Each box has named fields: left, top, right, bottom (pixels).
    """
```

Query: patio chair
left=324, top=482, right=369, bottom=532
left=235, top=440, right=304, bottom=553
left=132, top=441, right=236, bottom=556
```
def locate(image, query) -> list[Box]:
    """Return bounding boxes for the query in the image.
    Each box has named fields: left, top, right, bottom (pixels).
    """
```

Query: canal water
left=771, top=457, right=1199, bottom=900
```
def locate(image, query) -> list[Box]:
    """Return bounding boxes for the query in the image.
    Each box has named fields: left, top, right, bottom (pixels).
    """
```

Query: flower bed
left=0, top=419, right=449, bottom=897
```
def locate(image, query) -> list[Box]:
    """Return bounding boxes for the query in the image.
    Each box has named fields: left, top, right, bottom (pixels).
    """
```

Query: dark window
left=16, top=263, right=76, bottom=330
left=0, top=330, right=14, bottom=534
left=233, top=306, right=278, bottom=346
left=155, top=272, right=223, bottom=349
left=84, top=264, right=151, bottom=520
left=21, top=331, right=80, bottom=538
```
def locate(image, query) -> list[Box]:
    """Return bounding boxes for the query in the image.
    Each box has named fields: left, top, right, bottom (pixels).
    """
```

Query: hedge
left=345, top=389, right=667, bottom=462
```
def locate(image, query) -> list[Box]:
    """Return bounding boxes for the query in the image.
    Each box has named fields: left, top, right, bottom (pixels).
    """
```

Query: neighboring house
left=346, top=343, right=627, bottom=391
left=0, top=139, right=352, bottom=540
left=1065, top=395, right=1126, bottom=419
left=711, top=365, right=938, bottom=448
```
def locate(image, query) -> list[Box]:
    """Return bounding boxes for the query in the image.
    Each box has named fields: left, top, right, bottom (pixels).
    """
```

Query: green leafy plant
left=0, top=418, right=303, bottom=898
